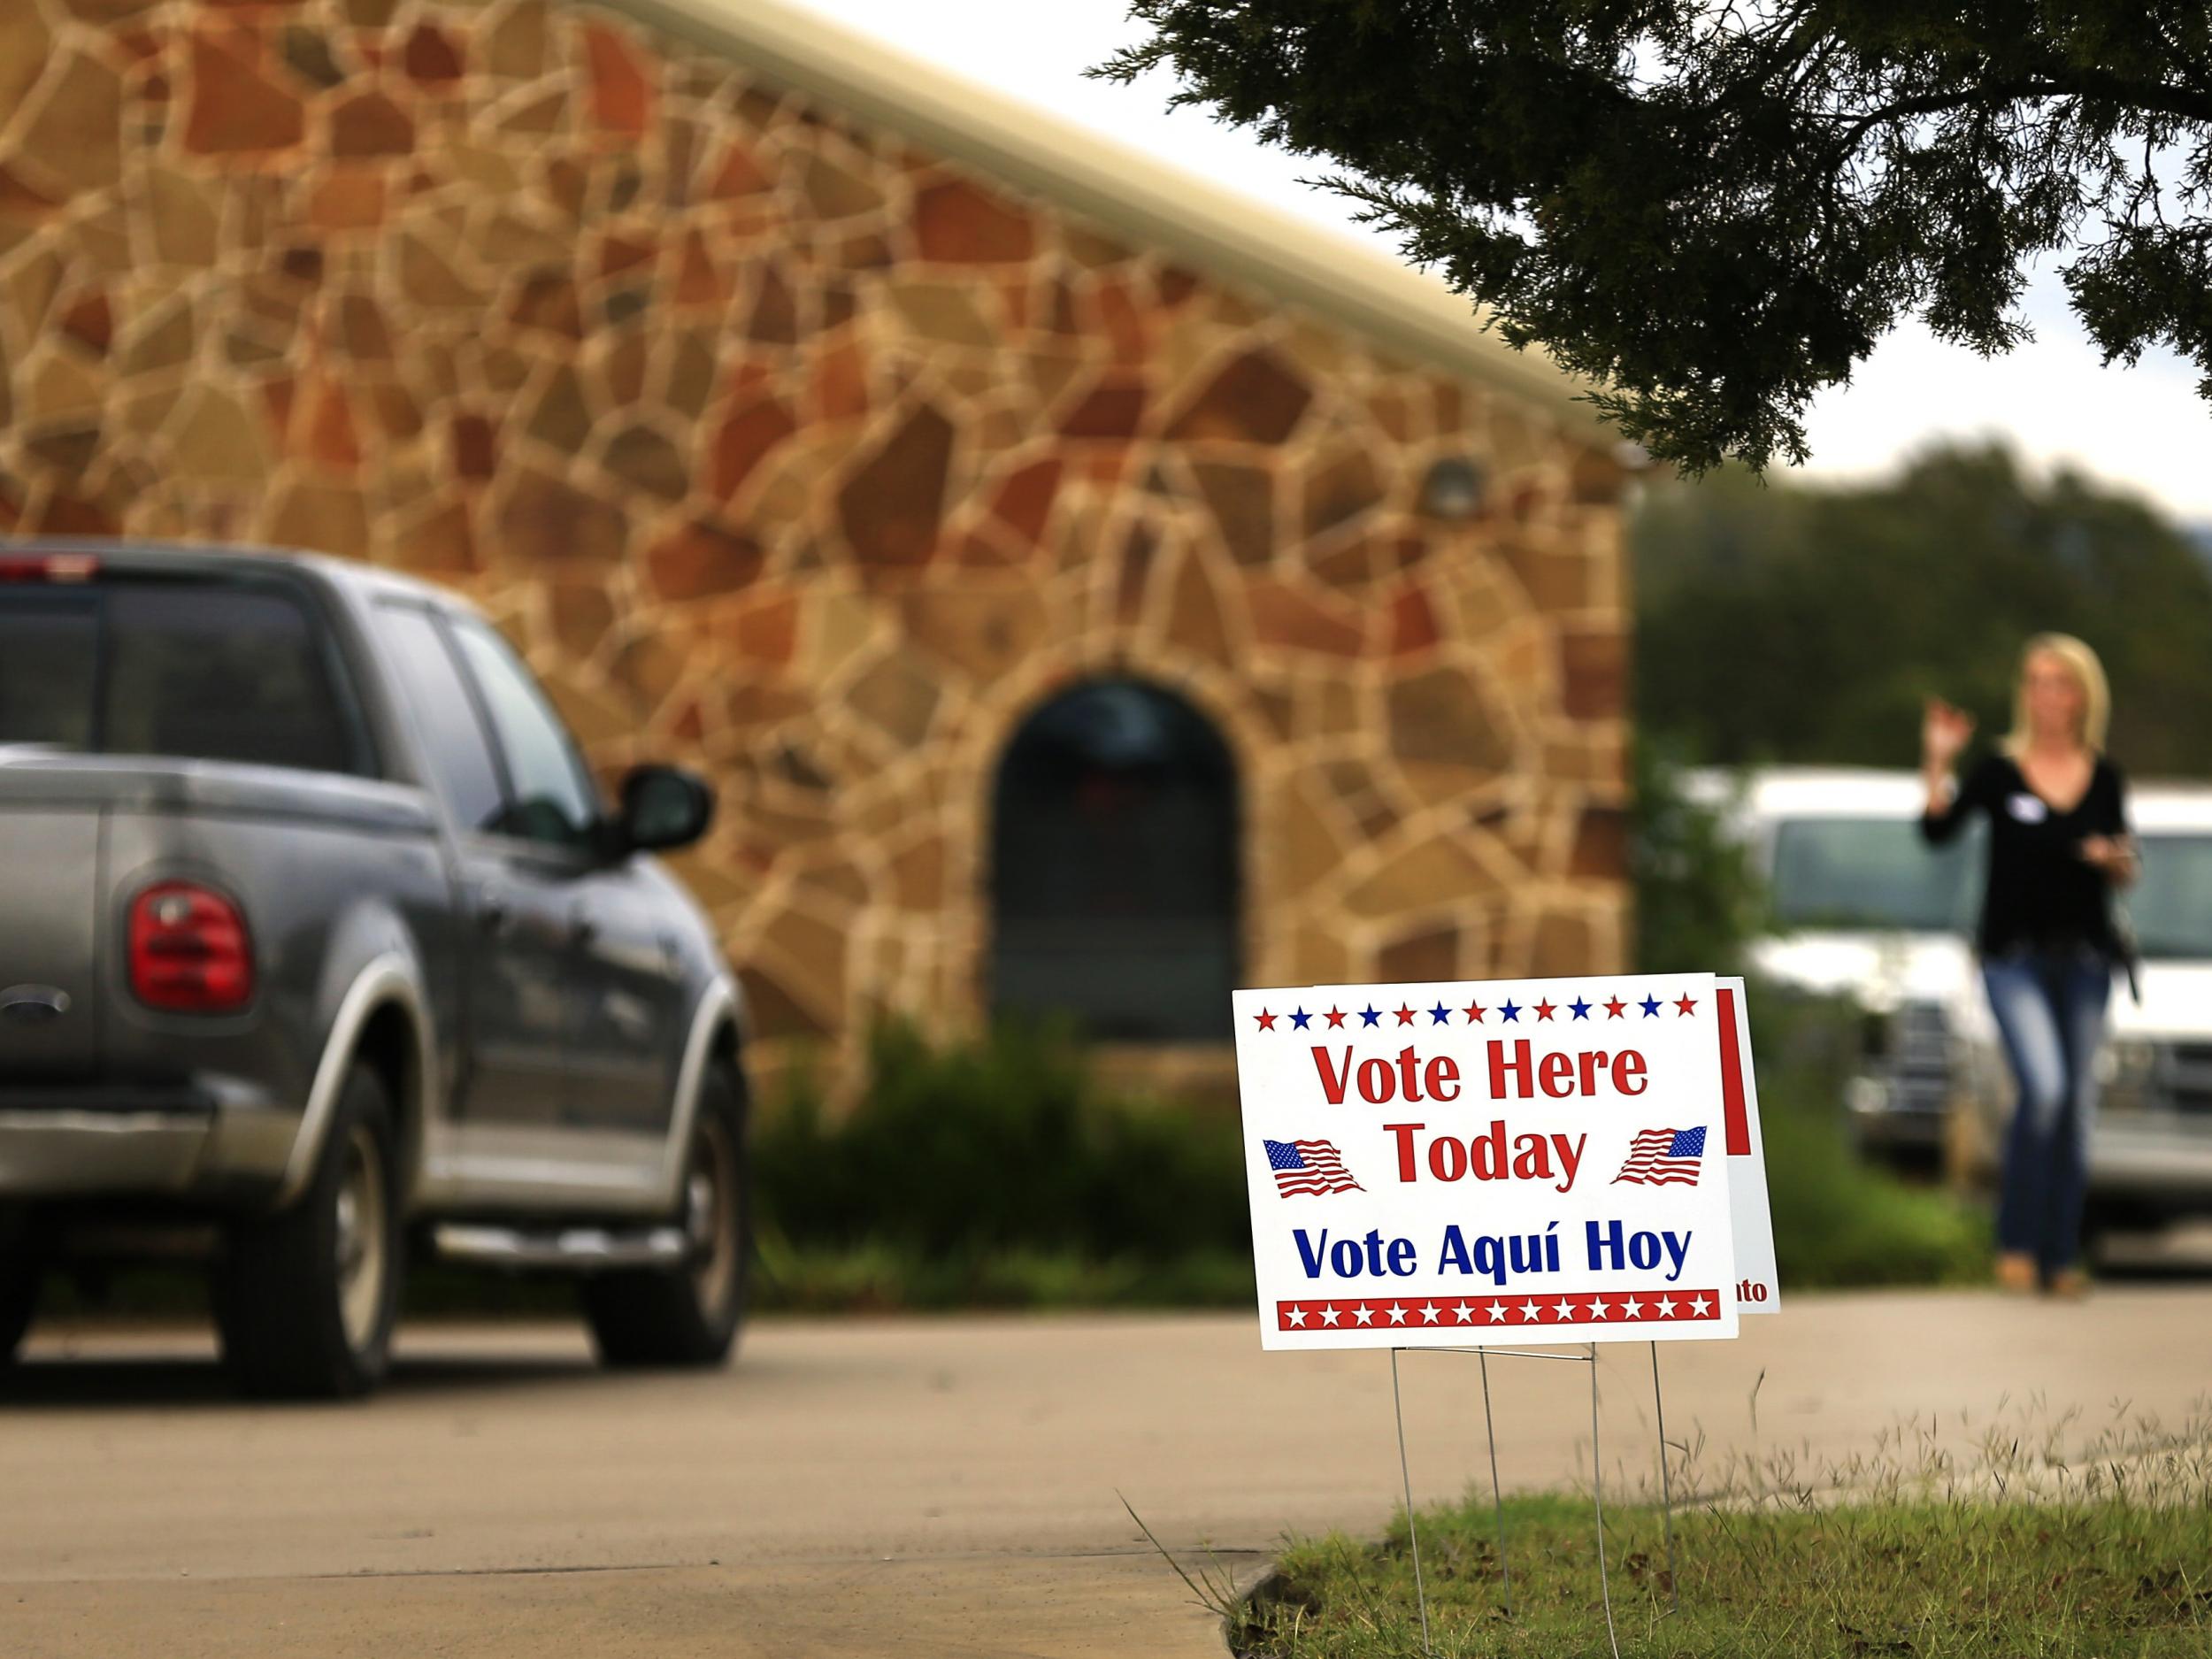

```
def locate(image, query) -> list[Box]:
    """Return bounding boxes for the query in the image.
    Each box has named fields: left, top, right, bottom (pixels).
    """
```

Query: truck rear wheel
left=0, top=1209, right=41, bottom=1368
left=212, top=1062, right=405, bottom=1399
left=581, top=1060, right=749, bottom=1369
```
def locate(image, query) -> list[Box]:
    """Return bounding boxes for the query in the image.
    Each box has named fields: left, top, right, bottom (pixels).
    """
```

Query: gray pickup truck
left=0, top=541, right=751, bottom=1397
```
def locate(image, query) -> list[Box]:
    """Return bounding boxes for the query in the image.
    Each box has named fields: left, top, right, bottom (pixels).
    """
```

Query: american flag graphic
left=1611, top=1125, right=1708, bottom=1187
left=1264, top=1139, right=1363, bottom=1197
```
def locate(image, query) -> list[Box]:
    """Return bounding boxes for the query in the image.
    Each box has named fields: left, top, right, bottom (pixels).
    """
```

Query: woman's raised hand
left=1922, top=697, right=1976, bottom=770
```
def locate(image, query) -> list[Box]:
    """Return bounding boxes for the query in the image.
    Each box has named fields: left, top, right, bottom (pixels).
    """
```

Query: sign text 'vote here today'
left=1232, top=973, right=1740, bottom=1351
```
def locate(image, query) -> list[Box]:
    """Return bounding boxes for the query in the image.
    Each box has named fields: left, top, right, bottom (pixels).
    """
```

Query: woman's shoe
left=1996, top=1251, right=2038, bottom=1292
left=2045, top=1268, right=2092, bottom=1300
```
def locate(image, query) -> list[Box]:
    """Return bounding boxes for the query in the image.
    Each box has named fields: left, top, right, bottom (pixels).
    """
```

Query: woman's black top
left=1918, top=750, right=2129, bottom=959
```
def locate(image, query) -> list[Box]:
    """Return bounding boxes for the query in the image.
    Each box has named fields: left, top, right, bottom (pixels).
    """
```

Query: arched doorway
left=989, top=678, right=1239, bottom=1041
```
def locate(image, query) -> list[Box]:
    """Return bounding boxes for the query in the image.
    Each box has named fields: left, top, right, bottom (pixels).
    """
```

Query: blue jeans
left=1980, top=945, right=2112, bottom=1278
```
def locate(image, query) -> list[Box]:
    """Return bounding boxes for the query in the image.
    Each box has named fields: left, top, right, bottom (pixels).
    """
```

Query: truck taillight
left=0, top=552, right=101, bottom=583
left=129, top=882, right=255, bottom=1012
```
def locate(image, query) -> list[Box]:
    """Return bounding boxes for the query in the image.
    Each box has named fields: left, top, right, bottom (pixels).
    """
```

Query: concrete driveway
left=5, top=1286, right=2210, bottom=1656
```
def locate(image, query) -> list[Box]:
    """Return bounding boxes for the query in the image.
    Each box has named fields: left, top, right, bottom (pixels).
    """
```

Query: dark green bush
left=1747, top=984, right=1993, bottom=1287
left=751, top=987, right=1990, bottom=1311
left=1631, top=736, right=1768, bottom=976
left=753, top=1017, right=1251, bottom=1270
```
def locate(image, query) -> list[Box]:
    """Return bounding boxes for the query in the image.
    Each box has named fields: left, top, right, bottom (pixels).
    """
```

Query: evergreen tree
left=1096, top=4, right=2212, bottom=474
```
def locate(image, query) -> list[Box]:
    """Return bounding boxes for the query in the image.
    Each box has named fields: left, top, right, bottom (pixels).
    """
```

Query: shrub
left=753, top=987, right=1990, bottom=1311
left=1749, top=984, right=1992, bottom=1287
left=1631, top=738, right=1768, bottom=976
left=752, top=1017, right=1254, bottom=1307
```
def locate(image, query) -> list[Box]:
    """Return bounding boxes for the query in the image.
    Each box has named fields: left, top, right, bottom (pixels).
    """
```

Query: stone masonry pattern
left=0, top=0, right=1632, bottom=1072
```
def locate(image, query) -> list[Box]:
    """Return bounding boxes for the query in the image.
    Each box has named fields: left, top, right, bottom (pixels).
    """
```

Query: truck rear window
left=0, top=578, right=370, bottom=776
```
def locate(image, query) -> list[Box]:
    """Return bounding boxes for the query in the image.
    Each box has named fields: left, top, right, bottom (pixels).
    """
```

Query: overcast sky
left=784, top=0, right=2212, bottom=527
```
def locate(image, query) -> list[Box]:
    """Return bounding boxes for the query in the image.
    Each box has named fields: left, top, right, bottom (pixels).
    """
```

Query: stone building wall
left=0, top=0, right=1633, bottom=1067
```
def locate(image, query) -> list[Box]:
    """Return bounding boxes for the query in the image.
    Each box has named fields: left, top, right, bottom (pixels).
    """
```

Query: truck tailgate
left=0, top=802, right=102, bottom=1079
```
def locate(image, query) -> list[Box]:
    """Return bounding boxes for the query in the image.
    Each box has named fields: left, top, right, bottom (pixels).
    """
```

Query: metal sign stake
left=1392, top=1340, right=1663, bottom=1659
left=1587, top=1342, right=1624, bottom=1659
left=1650, top=1340, right=1681, bottom=1615
left=1478, top=1347, right=1513, bottom=1619
left=1389, top=1348, right=1433, bottom=1657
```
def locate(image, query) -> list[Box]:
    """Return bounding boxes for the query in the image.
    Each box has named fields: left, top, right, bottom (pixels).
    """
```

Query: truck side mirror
left=616, top=764, right=715, bottom=856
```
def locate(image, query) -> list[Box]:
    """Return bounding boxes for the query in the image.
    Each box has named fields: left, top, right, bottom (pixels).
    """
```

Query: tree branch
left=1832, top=71, right=2212, bottom=157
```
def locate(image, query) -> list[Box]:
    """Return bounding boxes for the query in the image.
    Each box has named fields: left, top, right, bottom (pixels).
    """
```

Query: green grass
left=1205, top=1406, right=2212, bottom=1659
left=1240, top=1497, right=2212, bottom=1658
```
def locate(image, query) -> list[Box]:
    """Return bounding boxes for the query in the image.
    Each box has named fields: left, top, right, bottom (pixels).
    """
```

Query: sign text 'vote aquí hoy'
left=1233, top=972, right=1743, bottom=1350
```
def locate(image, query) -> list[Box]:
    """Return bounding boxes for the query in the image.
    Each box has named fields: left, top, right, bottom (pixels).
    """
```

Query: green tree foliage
left=1094, top=4, right=2212, bottom=474
left=1632, top=441, right=2212, bottom=772
left=1630, top=739, right=1767, bottom=975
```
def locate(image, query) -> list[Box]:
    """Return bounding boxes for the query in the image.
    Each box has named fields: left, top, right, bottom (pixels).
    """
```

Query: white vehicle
left=2085, top=785, right=2212, bottom=1240
left=1690, top=765, right=2212, bottom=1253
left=1687, top=767, right=1984, bottom=1171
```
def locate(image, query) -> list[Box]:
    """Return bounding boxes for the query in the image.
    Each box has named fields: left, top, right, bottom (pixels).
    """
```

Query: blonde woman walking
left=1919, top=634, right=2138, bottom=1297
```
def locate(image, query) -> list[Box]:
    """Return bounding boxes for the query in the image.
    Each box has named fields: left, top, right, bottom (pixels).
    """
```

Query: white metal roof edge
left=608, top=0, right=1623, bottom=446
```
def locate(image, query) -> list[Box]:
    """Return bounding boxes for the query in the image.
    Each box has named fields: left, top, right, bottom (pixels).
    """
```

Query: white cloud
left=783, top=0, right=2212, bottom=523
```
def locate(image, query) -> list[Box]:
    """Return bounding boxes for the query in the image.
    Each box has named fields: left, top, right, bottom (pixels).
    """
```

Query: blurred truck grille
left=2152, top=1043, right=2212, bottom=1115
left=1862, top=1000, right=1952, bottom=1115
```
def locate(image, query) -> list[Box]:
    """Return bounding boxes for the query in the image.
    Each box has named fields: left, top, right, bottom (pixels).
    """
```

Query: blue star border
left=1249, top=987, right=1701, bottom=1033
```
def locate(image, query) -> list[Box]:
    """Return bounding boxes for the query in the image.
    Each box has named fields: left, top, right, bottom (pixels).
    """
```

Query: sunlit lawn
left=1200, top=1405, right=2212, bottom=1658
